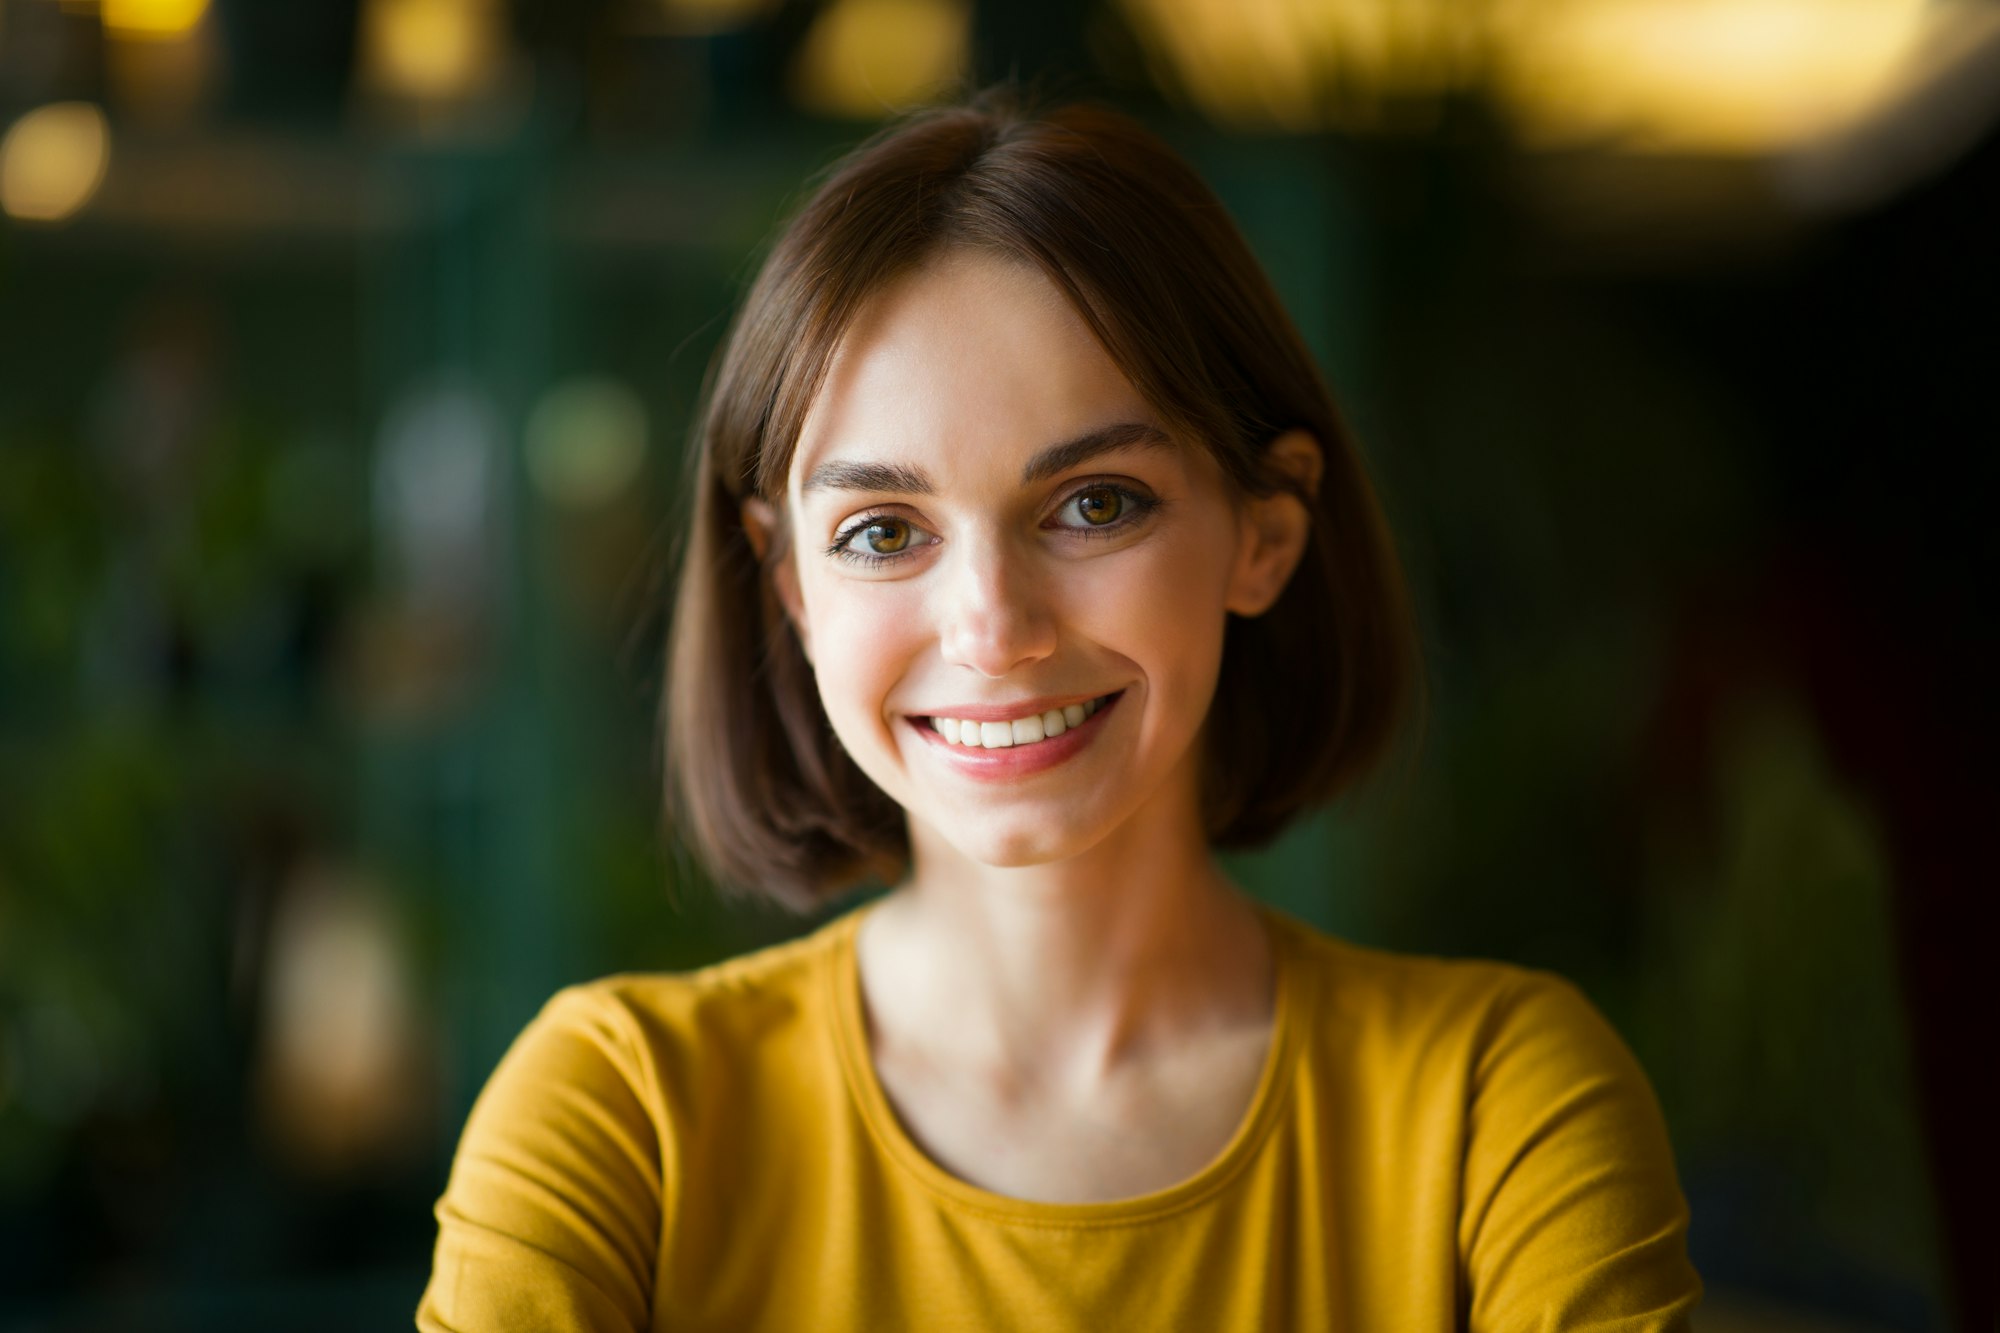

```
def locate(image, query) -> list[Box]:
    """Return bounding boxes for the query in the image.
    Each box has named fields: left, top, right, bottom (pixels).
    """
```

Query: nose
left=935, top=537, right=1057, bottom=679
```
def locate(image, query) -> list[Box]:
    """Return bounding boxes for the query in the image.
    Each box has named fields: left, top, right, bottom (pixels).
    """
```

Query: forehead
left=789, top=249, right=1160, bottom=495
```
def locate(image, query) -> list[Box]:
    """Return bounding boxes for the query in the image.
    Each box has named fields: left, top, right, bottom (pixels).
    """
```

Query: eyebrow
left=800, top=421, right=1175, bottom=496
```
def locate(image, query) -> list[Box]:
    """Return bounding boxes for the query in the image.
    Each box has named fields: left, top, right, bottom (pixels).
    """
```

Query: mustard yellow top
left=418, top=900, right=1701, bottom=1331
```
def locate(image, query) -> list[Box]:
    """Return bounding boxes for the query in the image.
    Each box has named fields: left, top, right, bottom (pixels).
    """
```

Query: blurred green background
left=1, top=0, right=1993, bottom=1328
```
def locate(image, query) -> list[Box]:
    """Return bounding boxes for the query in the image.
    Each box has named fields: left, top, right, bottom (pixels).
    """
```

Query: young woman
left=419, top=90, right=1701, bottom=1331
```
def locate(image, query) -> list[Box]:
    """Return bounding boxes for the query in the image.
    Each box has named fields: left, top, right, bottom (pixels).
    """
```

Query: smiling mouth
left=920, top=691, right=1122, bottom=749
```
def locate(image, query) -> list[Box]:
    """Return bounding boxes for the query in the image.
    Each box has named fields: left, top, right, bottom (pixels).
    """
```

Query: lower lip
left=906, top=693, right=1122, bottom=782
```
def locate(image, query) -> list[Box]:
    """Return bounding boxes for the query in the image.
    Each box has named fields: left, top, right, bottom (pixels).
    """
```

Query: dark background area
left=0, top=0, right=1993, bottom=1328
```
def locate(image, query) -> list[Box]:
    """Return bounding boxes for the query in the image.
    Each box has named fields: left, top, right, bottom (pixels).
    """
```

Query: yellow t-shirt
left=418, top=900, right=1701, bottom=1331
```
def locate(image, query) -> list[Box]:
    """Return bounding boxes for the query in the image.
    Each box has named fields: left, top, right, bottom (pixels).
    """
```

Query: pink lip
left=906, top=691, right=1122, bottom=781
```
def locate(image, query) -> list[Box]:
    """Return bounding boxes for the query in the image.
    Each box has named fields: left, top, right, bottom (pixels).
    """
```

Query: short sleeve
left=1459, top=971, right=1702, bottom=1332
left=417, top=985, right=664, bottom=1332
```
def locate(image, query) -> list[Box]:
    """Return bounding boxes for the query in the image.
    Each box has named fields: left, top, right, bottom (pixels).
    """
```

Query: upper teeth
left=933, top=698, right=1101, bottom=748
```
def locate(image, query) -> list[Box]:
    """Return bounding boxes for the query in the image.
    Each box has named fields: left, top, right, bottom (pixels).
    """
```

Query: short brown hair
left=664, top=87, right=1421, bottom=913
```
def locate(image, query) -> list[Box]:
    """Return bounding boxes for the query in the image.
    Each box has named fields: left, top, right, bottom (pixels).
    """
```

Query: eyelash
left=825, top=482, right=1163, bottom=568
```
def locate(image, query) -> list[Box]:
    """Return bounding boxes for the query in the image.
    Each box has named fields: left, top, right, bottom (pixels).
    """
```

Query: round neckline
left=823, top=897, right=1306, bottom=1226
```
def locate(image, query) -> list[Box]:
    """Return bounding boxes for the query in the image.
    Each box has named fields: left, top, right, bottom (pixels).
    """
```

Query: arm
left=1459, top=972, right=1702, bottom=1332
left=417, top=985, right=664, bottom=1332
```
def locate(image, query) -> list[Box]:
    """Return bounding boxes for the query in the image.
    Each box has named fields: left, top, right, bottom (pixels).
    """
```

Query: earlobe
left=741, top=497, right=813, bottom=661
left=1225, top=430, right=1320, bottom=618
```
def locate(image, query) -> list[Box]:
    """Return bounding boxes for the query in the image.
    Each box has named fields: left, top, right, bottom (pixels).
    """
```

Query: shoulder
left=521, top=911, right=852, bottom=1110
left=1267, top=906, right=1666, bottom=1140
left=1269, top=906, right=1601, bottom=1058
left=556, top=904, right=852, bottom=1040
left=441, top=911, right=854, bottom=1221
left=1265, top=910, right=1700, bottom=1323
left=560, top=913, right=840, bottom=1025
left=423, top=914, right=855, bottom=1330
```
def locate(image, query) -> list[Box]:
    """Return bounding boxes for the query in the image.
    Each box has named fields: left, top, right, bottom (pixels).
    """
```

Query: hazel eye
left=859, top=518, right=912, bottom=553
left=827, top=513, right=932, bottom=565
left=1047, top=482, right=1159, bottom=539
left=1072, top=487, right=1122, bottom=526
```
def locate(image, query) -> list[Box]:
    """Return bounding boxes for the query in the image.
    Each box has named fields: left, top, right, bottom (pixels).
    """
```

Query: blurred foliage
left=1636, top=694, right=1940, bottom=1320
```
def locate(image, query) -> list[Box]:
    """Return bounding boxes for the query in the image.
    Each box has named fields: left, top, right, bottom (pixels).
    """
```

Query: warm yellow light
left=791, top=0, right=970, bottom=119
left=360, top=0, right=504, bottom=101
left=1116, top=0, right=1475, bottom=133
left=1117, top=0, right=1942, bottom=153
left=1490, top=0, right=1929, bottom=154
left=101, top=0, right=208, bottom=40
left=256, top=868, right=429, bottom=1171
left=1, top=102, right=110, bottom=223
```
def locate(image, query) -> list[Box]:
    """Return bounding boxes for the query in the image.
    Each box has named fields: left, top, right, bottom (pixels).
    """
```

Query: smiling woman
left=737, top=247, right=1331, bottom=874
left=417, top=87, right=1703, bottom=1331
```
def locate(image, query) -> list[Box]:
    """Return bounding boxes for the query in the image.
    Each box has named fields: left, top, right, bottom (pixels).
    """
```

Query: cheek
left=1070, top=524, right=1236, bottom=708
left=1157, top=543, right=1234, bottom=689
left=800, top=576, right=925, bottom=730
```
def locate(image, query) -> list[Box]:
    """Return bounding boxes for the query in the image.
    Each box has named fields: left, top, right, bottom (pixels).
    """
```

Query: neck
left=863, top=765, right=1274, bottom=1096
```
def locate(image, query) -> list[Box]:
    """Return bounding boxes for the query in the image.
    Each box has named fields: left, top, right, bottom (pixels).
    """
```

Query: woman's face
left=764, top=249, right=1299, bottom=870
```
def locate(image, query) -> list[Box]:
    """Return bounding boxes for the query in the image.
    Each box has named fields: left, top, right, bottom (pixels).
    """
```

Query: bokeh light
left=1116, top=0, right=1474, bottom=133
left=1117, top=0, right=1959, bottom=152
left=255, top=863, right=429, bottom=1172
left=374, top=374, right=503, bottom=614
left=1491, top=0, right=1929, bottom=153
left=791, top=0, right=971, bottom=118
left=100, top=0, right=207, bottom=41
left=0, top=101, right=110, bottom=223
left=359, top=0, right=508, bottom=102
left=524, top=376, right=648, bottom=511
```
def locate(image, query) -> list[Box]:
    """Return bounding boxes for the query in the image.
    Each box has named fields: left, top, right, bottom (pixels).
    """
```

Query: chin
left=939, top=809, right=1111, bottom=870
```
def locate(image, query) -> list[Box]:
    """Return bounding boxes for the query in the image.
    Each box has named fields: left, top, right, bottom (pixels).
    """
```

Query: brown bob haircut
left=665, top=86, right=1420, bottom=913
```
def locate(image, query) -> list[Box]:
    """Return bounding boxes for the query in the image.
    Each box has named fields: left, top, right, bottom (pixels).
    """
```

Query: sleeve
left=1458, top=971, right=1702, bottom=1333
left=417, top=984, right=665, bottom=1332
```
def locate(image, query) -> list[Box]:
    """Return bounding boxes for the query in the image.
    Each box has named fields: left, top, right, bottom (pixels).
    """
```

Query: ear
left=742, top=496, right=813, bottom=662
left=1225, top=430, right=1320, bottom=618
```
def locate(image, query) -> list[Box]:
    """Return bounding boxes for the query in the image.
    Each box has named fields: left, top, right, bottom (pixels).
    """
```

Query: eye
left=857, top=518, right=912, bottom=553
left=1050, top=482, right=1158, bottom=535
left=827, top=513, right=933, bottom=566
left=1071, top=486, right=1122, bottom=526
